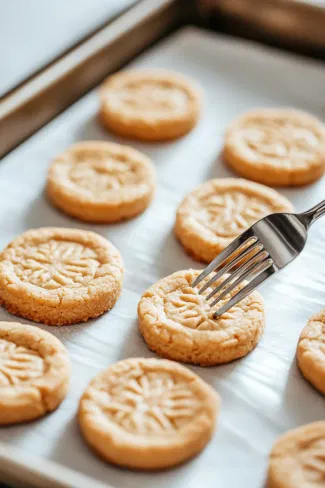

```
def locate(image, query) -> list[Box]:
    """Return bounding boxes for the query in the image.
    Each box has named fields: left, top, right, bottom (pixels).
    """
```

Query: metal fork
left=192, top=199, right=325, bottom=318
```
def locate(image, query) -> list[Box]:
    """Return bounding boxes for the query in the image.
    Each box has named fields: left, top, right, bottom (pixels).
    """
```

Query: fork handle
left=302, top=199, right=325, bottom=226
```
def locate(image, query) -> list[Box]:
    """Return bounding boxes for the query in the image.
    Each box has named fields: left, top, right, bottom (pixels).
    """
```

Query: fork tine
left=209, top=253, right=271, bottom=306
left=198, top=241, right=263, bottom=295
left=192, top=230, right=257, bottom=288
left=213, top=261, right=275, bottom=318
left=205, top=249, right=268, bottom=300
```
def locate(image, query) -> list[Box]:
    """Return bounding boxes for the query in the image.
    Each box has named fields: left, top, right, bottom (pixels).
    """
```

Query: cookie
left=0, top=321, right=70, bottom=424
left=99, top=70, right=202, bottom=141
left=0, top=228, right=124, bottom=325
left=175, top=178, right=293, bottom=263
left=47, top=141, right=156, bottom=223
left=138, top=269, right=265, bottom=366
left=78, top=357, right=219, bottom=469
left=268, top=421, right=325, bottom=488
left=224, top=108, right=325, bottom=186
left=297, top=309, right=325, bottom=395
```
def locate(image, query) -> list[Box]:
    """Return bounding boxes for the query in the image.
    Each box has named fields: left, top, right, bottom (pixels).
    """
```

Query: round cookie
left=0, top=227, right=124, bottom=326
left=78, top=357, right=219, bottom=470
left=175, top=178, right=293, bottom=263
left=99, top=70, right=202, bottom=141
left=268, top=421, right=325, bottom=488
left=224, top=108, right=325, bottom=186
left=138, top=269, right=265, bottom=366
left=47, top=141, right=156, bottom=223
left=297, top=309, right=325, bottom=395
left=0, top=321, right=70, bottom=424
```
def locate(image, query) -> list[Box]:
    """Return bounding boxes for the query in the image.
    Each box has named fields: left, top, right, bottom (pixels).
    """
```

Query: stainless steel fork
left=192, top=200, right=325, bottom=318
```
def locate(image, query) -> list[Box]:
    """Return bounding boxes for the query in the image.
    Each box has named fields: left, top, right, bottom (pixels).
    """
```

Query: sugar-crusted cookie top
left=226, top=109, right=325, bottom=170
left=141, top=269, right=263, bottom=333
left=100, top=70, right=200, bottom=121
left=177, top=178, right=293, bottom=240
left=0, top=321, right=69, bottom=388
left=189, top=185, right=274, bottom=238
left=79, top=357, right=219, bottom=469
left=0, top=321, right=70, bottom=424
left=269, top=421, right=325, bottom=487
left=164, top=277, right=245, bottom=331
left=0, top=339, right=44, bottom=386
left=138, top=269, right=265, bottom=365
left=83, top=358, right=206, bottom=435
left=12, top=240, right=100, bottom=290
left=48, top=142, right=155, bottom=204
left=0, top=227, right=123, bottom=293
left=105, top=79, right=189, bottom=115
left=0, top=228, right=123, bottom=325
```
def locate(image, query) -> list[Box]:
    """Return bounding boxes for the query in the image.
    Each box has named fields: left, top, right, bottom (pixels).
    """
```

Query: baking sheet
left=1, top=26, right=325, bottom=488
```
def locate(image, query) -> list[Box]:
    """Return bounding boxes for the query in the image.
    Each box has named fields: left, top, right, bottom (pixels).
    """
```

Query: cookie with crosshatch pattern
left=0, top=228, right=123, bottom=325
left=175, top=178, right=294, bottom=263
left=78, top=357, right=219, bottom=469
left=0, top=321, right=70, bottom=424
left=224, top=108, right=325, bottom=186
left=138, top=269, right=265, bottom=366
left=297, top=308, right=325, bottom=396
left=99, top=70, right=202, bottom=141
left=47, top=141, right=156, bottom=223
left=268, top=421, right=325, bottom=488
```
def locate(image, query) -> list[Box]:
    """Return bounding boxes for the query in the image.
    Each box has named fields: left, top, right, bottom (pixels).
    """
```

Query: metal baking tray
left=0, top=0, right=138, bottom=99
left=0, top=0, right=183, bottom=159
left=1, top=0, right=325, bottom=159
left=1, top=1, right=325, bottom=487
left=198, top=0, right=325, bottom=56
left=1, top=23, right=325, bottom=488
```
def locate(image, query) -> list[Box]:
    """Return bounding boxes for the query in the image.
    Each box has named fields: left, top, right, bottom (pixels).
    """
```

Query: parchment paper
left=0, top=27, right=325, bottom=488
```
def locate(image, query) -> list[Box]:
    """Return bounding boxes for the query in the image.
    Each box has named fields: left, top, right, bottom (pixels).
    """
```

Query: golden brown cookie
left=99, top=70, right=202, bottom=141
left=0, top=228, right=124, bottom=325
left=175, top=178, right=293, bottom=263
left=297, top=309, right=325, bottom=396
left=47, top=141, right=156, bottom=223
left=224, top=108, right=325, bottom=186
left=138, top=269, right=265, bottom=366
left=78, top=357, right=219, bottom=470
left=268, top=421, right=325, bottom=488
left=0, top=321, right=70, bottom=425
